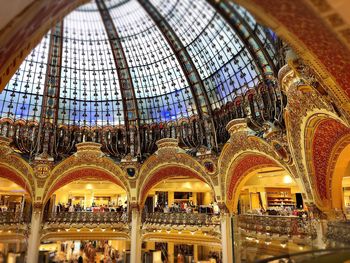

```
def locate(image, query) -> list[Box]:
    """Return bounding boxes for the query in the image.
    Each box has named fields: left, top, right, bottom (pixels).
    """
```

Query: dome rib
left=138, top=0, right=218, bottom=149
left=207, top=0, right=273, bottom=81
left=96, top=0, right=141, bottom=156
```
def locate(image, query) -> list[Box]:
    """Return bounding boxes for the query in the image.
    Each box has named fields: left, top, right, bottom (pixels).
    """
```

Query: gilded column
left=219, top=204, right=233, bottom=263
left=26, top=202, right=43, bottom=263
left=130, top=204, right=141, bottom=263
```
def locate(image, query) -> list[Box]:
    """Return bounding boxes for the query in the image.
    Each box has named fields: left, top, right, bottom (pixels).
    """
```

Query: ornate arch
left=43, top=143, right=130, bottom=204
left=218, top=119, right=301, bottom=203
left=0, top=137, right=35, bottom=198
left=138, top=164, right=215, bottom=206
left=304, top=114, right=350, bottom=210
left=137, top=139, right=215, bottom=206
left=225, top=153, right=282, bottom=213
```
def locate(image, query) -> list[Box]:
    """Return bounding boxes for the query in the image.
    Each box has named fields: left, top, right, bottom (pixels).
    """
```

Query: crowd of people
left=152, top=201, right=220, bottom=214
left=55, top=202, right=127, bottom=213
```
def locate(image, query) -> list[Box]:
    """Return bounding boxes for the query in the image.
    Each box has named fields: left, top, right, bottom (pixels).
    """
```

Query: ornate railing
left=327, top=221, right=350, bottom=245
left=238, top=214, right=316, bottom=238
left=143, top=212, right=220, bottom=226
left=44, top=212, right=128, bottom=225
left=0, top=212, right=30, bottom=224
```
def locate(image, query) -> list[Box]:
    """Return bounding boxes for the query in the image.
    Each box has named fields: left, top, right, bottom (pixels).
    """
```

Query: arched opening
left=139, top=166, right=221, bottom=262
left=0, top=175, right=32, bottom=262
left=236, top=166, right=313, bottom=262
left=40, top=168, right=131, bottom=262
left=331, top=143, right=350, bottom=218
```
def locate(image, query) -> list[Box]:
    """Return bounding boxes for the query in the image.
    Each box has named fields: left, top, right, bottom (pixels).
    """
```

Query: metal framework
left=206, top=0, right=270, bottom=82
left=37, top=21, right=64, bottom=156
left=96, top=0, right=141, bottom=156
left=41, top=22, right=64, bottom=125
left=137, top=0, right=218, bottom=149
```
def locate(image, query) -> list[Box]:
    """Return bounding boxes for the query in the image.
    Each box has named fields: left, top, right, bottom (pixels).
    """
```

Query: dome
left=0, top=0, right=283, bottom=161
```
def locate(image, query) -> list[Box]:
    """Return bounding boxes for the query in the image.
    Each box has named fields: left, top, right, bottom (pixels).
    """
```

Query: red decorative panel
left=227, top=155, right=277, bottom=200
left=48, top=168, right=125, bottom=197
left=140, top=166, right=204, bottom=203
left=312, top=119, right=350, bottom=200
left=0, top=166, right=30, bottom=195
left=250, top=0, right=350, bottom=97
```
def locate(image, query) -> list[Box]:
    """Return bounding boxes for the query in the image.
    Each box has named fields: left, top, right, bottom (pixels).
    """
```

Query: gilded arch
left=43, top=143, right=130, bottom=204
left=0, top=137, right=35, bottom=198
left=304, top=114, right=350, bottom=210
left=137, top=140, right=216, bottom=206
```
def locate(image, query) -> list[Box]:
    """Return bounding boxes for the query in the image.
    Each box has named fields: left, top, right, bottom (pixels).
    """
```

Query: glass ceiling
left=0, top=0, right=278, bottom=128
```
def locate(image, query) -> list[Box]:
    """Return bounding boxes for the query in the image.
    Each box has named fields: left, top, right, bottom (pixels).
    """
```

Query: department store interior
left=0, top=0, right=350, bottom=262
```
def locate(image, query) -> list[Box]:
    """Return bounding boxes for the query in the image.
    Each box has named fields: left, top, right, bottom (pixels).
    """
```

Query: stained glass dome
left=0, top=0, right=284, bottom=161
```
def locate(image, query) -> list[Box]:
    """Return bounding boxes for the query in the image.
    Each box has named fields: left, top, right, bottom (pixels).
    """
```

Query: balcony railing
left=144, top=212, right=220, bottom=226
left=238, top=214, right=316, bottom=238
left=44, top=212, right=128, bottom=225
left=0, top=212, right=30, bottom=224
left=327, top=221, right=350, bottom=245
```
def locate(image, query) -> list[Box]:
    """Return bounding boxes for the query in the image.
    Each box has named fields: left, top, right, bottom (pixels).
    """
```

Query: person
left=69, top=204, right=75, bottom=212
left=70, top=241, right=75, bottom=255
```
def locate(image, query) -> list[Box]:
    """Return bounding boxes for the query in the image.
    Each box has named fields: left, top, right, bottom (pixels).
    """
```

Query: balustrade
left=45, top=212, right=128, bottom=225
left=144, top=212, right=220, bottom=226
left=0, top=211, right=30, bottom=224
left=327, top=221, right=350, bottom=245
left=238, top=214, right=316, bottom=238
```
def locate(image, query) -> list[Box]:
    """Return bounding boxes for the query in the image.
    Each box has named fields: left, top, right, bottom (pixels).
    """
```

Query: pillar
left=220, top=205, right=233, bottom=263
left=130, top=204, right=141, bottom=263
left=168, top=242, right=174, bottom=263
left=193, top=244, right=198, bottom=262
left=26, top=203, right=43, bottom=263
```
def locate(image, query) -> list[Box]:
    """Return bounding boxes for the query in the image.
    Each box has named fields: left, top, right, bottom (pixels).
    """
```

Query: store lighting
left=178, top=231, right=182, bottom=234
left=89, top=229, right=93, bottom=232
left=191, top=231, right=195, bottom=235
left=113, top=229, right=116, bottom=232
left=166, top=230, right=171, bottom=234
left=157, top=229, right=162, bottom=233
left=283, top=175, right=293, bottom=184
left=101, top=228, right=106, bottom=232
left=57, top=229, right=60, bottom=232
left=65, top=229, right=69, bottom=232
left=76, top=229, right=81, bottom=232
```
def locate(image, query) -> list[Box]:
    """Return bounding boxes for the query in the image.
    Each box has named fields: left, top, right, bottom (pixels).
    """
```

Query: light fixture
left=191, top=231, right=195, bottom=235
left=89, top=229, right=93, bottom=232
left=113, top=229, right=116, bottom=232
left=283, top=175, right=293, bottom=184
left=101, top=228, right=106, bottom=232
left=65, top=229, right=70, bottom=232
left=178, top=231, right=182, bottom=234
left=57, top=229, right=61, bottom=232
left=166, top=230, right=171, bottom=234
left=76, top=229, right=81, bottom=232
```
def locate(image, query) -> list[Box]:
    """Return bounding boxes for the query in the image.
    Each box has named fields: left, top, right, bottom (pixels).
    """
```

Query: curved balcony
left=44, top=211, right=128, bottom=225
left=143, top=212, right=220, bottom=226
left=0, top=212, right=30, bottom=224
left=0, top=212, right=30, bottom=239
left=142, top=212, right=221, bottom=246
left=238, top=214, right=317, bottom=239
left=42, top=212, right=130, bottom=241
left=326, top=221, right=350, bottom=245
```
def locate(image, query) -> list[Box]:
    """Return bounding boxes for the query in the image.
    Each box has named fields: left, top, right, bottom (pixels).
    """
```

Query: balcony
left=0, top=212, right=30, bottom=239
left=143, top=212, right=220, bottom=226
left=238, top=214, right=317, bottom=240
left=142, top=212, right=221, bottom=245
left=326, top=221, right=350, bottom=246
left=41, top=212, right=129, bottom=240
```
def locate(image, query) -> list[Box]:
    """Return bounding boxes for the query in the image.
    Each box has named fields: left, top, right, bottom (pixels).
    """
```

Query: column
left=168, top=242, right=174, bottom=263
left=26, top=203, right=43, bottom=263
left=220, top=205, right=233, bottom=263
left=193, top=244, right=198, bottom=262
left=130, top=205, right=141, bottom=263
